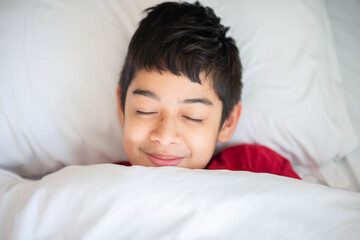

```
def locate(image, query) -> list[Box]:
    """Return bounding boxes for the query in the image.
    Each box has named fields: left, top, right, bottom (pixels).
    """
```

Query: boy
left=116, top=1, right=300, bottom=179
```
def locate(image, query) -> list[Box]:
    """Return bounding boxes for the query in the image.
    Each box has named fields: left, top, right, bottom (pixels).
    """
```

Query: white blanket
left=1, top=165, right=359, bottom=239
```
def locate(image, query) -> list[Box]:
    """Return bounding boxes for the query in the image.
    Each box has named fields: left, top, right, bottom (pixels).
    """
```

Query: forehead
left=128, top=70, right=220, bottom=102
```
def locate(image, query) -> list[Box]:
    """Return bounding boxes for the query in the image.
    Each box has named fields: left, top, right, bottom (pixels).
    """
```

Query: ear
left=116, top=85, right=124, bottom=127
left=217, top=102, right=242, bottom=143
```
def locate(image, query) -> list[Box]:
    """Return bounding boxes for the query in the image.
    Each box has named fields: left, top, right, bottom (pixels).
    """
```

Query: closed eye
left=136, top=110, right=157, bottom=116
left=183, top=116, right=203, bottom=123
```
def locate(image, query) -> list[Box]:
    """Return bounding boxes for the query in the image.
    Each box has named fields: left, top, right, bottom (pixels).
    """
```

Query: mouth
left=146, top=153, right=184, bottom=167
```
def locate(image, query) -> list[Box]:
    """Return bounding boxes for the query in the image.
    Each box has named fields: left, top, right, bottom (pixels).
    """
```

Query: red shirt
left=116, top=144, right=301, bottom=180
left=207, top=144, right=300, bottom=179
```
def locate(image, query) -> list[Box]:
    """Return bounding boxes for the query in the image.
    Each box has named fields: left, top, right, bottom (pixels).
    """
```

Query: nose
left=150, top=115, right=181, bottom=146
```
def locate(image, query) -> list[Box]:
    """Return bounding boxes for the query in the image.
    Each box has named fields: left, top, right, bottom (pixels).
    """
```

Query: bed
left=0, top=0, right=359, bottom=239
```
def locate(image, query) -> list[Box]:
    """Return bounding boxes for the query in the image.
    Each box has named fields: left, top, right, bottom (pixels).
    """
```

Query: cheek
left=185, top=123, right=219, bottom=168
left=122, top=118, right=149, bottom=157
left=124, top=122, right=144, bottom=143
left=190, top=130, right=217, bottom=150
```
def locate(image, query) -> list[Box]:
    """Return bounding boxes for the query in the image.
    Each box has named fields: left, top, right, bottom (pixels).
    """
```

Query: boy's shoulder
left=216, top=144, right=284, bottom=160
left=207, top=144, right=301, bottom=179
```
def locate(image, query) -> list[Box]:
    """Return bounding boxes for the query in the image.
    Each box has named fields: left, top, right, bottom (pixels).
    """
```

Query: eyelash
left=136, top=111, right=156, bottom=116
left=183, top=116, right=203, bottom=124
left=136, top=111, right=203, bottom=124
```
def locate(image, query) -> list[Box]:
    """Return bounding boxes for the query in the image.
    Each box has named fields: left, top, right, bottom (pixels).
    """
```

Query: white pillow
left=326, top=0, right=360, bottom=190
left=210, top=0, right=358, bottom=186
left=0, top=0, right=357, bottom=180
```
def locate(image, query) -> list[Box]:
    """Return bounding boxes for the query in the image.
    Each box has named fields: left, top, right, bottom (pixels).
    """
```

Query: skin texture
left=117, top=69, right=241, bottom=168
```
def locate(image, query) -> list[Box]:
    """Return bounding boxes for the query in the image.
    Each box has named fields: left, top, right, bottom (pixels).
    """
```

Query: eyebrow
left=132, top=89, right=213, bottom=106
left=132, top=89, right=159, bottom=100
left=182, top=98, right=213, bottom=106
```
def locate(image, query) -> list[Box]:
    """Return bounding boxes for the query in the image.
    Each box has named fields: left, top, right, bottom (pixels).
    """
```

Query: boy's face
left=117, top=69, right=239, bottom=168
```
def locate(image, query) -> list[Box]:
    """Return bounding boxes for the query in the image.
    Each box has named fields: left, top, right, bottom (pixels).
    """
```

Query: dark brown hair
left=119, top=1, right=242, bottom=126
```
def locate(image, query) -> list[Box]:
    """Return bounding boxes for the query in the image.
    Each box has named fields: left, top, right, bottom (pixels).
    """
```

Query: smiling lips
left=146, top=153, right=184, bottom=166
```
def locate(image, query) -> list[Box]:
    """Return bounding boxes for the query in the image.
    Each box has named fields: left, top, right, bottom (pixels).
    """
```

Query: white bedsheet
left=1, top=165, right=359, bottom=239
